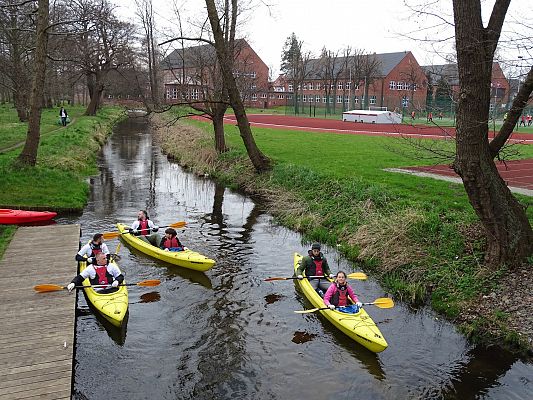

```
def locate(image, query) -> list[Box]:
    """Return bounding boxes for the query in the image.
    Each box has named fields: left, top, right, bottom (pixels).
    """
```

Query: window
left=316, top=95, right=321, bottom=102
left=287, top=94, right=293, bottom=99
left=171, top=87, right=178, bottom=99
left=270, top=94, right=275, bottom=99
left=354, top=96, right=359, bottom=104
left=323, top=96, right=327, bottom=103
left=261, top=93, right=267, bottom=99
left=303, top=95, right=307, bottom=102
left=354, top=84, right=359, bottom=91
left=402, top=96, right=409, bottom=107
left=397, top=82, right=404, bottom=90
left=329, top=96, right=334, bottom=103
left=303, top=83, right=307, bottom=90
left=278, top=94, right=284, bottom=99
left=345, top=82, right=351, bottom=90
left=413, top=83, right=417, bottom=91
left=288, top=84, right=293, bottom=92
left=315, top=83, right=321, bottom=91
left=344, top=96, right=349, bottom=104
left=190, top=88, right=199, bottom=100
left=389, top=81, right=396, bottom=90
left=251, top=83, right=256, bottom=89
left=330, top=84, right=335, bottom=90
left=251, top=93, right=257, bottom=100
left=338, top=82, right=343, bottom=90
left=337, top=95, right=342, bottom=103
left=370, top=95, right=376, bottom=105
left=251, top=71, right=256, bottom=78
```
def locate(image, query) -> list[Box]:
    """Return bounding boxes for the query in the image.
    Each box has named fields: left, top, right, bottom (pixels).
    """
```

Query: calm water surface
left=59, top=119, right=532, bottom=400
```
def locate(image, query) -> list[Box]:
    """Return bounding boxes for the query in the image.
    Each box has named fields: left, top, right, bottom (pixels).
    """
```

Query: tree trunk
left=17, top=0, right=49, bottom=167
left=212, top=106, right=228, bottom=154
left=205, top=0, right=271, bottom=172
left=85, top=82, right=103, bottom=116
left=452, top=0, right=533, bottom=266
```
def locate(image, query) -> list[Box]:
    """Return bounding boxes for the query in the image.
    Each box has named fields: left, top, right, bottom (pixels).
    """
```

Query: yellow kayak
left=79, top=260, right=128, bottom=327
left=117, top=223, right=215, bottom=272
left=294, top=253, right=388, bottom=353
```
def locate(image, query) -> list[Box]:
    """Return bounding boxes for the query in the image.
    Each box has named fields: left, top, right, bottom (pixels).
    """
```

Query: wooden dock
left=0, top=224, right=80, bottom=400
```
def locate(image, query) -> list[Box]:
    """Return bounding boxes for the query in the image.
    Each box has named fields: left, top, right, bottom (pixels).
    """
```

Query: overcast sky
left=117, top=0, right=532, bottom=78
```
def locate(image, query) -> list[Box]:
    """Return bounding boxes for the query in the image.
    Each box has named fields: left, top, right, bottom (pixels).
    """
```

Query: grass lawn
left=0, top=103, right=88, bottom=149
left=0, top=105, right=124, bottom=210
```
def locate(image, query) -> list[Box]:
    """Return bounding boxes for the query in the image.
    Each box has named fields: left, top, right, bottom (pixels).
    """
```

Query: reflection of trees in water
left=175, top=185, right=274, bottom=399
left=436, top=346, right=518, bottom=399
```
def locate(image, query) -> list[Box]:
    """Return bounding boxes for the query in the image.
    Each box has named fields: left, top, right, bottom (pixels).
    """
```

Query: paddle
left=294, top=297, right=394, bottom=313
left=264, top=272, right=368, bottom=282
left=34, top=279, right=161, bottom=293
left=102, top=222, right=187, bottom=240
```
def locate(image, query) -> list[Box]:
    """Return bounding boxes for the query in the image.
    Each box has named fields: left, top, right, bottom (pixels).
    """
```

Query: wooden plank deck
left=0, top=224, right=80, bottom=400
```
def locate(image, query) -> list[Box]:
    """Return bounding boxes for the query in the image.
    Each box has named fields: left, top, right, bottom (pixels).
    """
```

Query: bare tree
left=17, top=0, right=49, bottom=166
left=0, top=0, right=34, bottom=121
left=135, top=0, right=160, bottom=109
left=204, top=0, right=270, bottom=172
left=452, top=0, right=533, bottom=266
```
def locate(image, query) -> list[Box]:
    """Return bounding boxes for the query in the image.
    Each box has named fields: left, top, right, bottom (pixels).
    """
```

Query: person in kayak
left=296, top=243, right=334, bottom=296
left=324, top=271, right=363, bottom=313
left=75, top=233, right=110, bottom=264
left=67, top=252, right=124, bottom=293
left=159, top=227, right=184, bottom=251
left=129, top=210, right=160, bottom=246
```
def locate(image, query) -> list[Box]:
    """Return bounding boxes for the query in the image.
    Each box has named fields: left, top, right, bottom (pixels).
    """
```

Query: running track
left=208, top=114, right=533, bottom=193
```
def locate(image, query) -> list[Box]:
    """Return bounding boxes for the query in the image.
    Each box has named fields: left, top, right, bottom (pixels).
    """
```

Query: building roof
left=285, top=51, right=411, bottom=80
left=422, top=64, right=459, bottom=86
left=161, top=38, right=250, bottom=70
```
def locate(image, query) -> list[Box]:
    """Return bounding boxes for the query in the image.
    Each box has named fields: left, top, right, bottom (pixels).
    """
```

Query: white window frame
left=345, top=82, right=351, bottom=90
left=288, top=84, right=293, bottom=92
left=389, top=81, right=396, bottom=90
left=370, top=95, right=376, bottom=105
left=337, top=95, right=343, bottom=104
left=337, top=82, right=343, bottom=90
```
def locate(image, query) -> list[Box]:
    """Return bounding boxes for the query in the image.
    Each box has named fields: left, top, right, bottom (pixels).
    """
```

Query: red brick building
left=161, top=39, right=269, bottom=108
left=423, top=62, right=510, bottom=115
left=274, top=51, right=428, bottom=113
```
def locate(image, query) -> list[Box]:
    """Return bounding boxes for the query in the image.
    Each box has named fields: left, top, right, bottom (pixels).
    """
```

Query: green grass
left=0, top=105, right=124, bottom=210
left=183, top=117, right=533, bottom=319
left=0, top=225, right=16, bottom=260
left=0, top=103, right=88, bottom=149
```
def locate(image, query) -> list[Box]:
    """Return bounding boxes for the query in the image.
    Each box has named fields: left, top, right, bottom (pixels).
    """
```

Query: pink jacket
left=323, top=283, right=359, bottom=306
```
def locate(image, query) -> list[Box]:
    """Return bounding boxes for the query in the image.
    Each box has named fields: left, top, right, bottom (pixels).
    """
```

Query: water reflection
left=66, top=118, right=532, bottom=400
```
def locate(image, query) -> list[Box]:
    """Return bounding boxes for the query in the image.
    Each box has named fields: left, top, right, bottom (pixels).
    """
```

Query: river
left=60, top=118, right=532, bottom=400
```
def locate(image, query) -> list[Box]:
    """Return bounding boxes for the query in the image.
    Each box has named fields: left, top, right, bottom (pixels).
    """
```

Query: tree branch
left=489, top=65, right=533, bottom=157
left=158, top=36, right=214, bottom=47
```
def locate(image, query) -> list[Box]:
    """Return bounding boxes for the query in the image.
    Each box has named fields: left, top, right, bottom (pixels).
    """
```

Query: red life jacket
left=313, top=259, right=324, bottom=276
left=94, top=266, right=110, bottom=285
left=330, top=284, right=349, bottom=307
left=138, top=219, right=150, bottom=236
left=163, top=237, right=179, bottom=248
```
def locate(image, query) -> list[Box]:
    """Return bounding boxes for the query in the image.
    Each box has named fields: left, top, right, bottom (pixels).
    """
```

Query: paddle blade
left=264, top=277, right=291, bottom=281
left=34, top=284, right=65, bottom=293
left=294, top=308, right=320, bottom=314
left=347, top=272, right=368, bottom=280
left=169, top=221, right=187, bottom=228
left=371, top=298, right=394, bottom=309
left=103, top=231, right=121, bottom=240
left=137, top=279, right=161, bottom=287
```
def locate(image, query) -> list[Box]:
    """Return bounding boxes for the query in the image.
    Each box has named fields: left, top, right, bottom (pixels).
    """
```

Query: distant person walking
left=411, top=111, right=416, bottom=121
left=59, top=107, right=68, bottom=126
left=438, top=111, right=443, bottom=120
left=527, top=114, right=532, bottom=127
left=519, top=115, right=526, bottom=127
left=427, top=111, right=433, bottom=123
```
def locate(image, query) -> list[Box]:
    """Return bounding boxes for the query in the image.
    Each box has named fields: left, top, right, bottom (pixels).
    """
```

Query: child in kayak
left=67, top=252, right=124, bottom=293
left=324, top=271, right=363, bottom=313
left=159, top=227, right=185, bottom=251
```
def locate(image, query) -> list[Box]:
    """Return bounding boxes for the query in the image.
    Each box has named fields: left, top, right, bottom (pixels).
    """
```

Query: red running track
left=222, top=114, right=533, bottom=143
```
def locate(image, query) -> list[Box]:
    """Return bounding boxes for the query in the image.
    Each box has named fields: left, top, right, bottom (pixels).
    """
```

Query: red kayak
left=0, top=209, right=57, bottom=224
